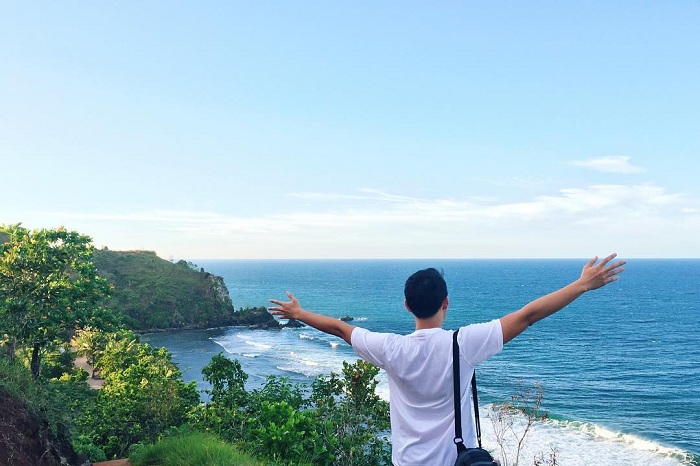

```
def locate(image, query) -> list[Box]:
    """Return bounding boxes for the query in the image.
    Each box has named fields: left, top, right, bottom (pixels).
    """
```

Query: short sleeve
left=351, top=327, right=393, bottom=369
left=459, top=319, right=503, bottom=366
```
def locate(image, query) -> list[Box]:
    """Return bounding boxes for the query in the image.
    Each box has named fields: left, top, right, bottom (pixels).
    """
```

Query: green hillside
left=93, top=249, right=241, bottom=331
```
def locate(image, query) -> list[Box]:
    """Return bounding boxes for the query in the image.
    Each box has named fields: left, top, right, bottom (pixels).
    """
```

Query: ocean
left=142, top=259, right=699, bottom=465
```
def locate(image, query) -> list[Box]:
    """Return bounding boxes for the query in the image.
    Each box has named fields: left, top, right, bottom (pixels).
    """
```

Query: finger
left=585, top=256, right=598, bottom=268
left=599, top=253, right=617, bottom=267
left=286, top=291, right=296, bottom=301
left=604, top=259, right=626, bottom=274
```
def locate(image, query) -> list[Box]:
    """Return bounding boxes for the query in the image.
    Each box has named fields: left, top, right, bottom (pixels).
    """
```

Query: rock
left=0, top=390, right=87, bottom=466
left=231, top=306, right=281, bottom=328
left=282, top=318, right=306, bottom=328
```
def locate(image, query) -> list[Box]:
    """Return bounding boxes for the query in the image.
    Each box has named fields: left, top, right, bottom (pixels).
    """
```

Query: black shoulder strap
left=452, top=330, right=467, bottom=453
left=453, top=330, right=483, bottom=453
left=472, top=370, right=483, bottom=449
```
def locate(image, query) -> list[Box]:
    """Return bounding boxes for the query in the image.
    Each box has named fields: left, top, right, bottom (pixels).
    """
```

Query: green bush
left=251, top=400, right=331, bottom=464
left=42, top=345, right=78, bottom=380
left=77, top=334, right=199, bottom=459
left=129, top=431, right=262, bottom=466
left=310, top=360, right=391, bottom=466
left=72, top=435, right=107, bottom=463
left=192, top=354, right=391, bottom=466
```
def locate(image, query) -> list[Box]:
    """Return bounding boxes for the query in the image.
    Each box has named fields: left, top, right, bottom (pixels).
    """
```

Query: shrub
left=129, top=431, right=262, bottom=466
left=78, top=335, right=199, bottom=459
left=192, top=354, right=392, bottom=466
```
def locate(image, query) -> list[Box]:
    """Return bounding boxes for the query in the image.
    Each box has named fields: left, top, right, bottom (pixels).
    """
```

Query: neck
left=414, top=309, right=445, bottom=330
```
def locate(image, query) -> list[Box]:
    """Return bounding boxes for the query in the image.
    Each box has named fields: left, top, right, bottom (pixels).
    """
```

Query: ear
left=442, top=297, right=449, bottom=311
left=404, top=300, right=412, bottom=313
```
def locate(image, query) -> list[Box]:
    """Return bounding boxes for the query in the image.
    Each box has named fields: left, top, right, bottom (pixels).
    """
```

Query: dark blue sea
left=142, top=259, right=699, bottom=465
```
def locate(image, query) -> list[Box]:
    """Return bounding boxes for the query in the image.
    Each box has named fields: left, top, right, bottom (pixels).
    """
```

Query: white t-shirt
left=351, top=319, right=503, bottom=466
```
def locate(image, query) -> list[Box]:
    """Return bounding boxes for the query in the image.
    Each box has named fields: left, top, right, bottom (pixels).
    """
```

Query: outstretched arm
left=500, top=253, right=626, bottom=344
left=269, top=292, right=356, bottom=345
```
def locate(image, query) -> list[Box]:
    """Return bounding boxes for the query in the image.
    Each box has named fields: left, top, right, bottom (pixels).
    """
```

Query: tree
left=0, top=224, right=118, bottom=378
left=310, top=360, right=392, bottom=465
left=73, top=326, right=110, bottom=378
left=79, top=333, right=199, bottom=459
left=201, top=353, right=249, bottom=406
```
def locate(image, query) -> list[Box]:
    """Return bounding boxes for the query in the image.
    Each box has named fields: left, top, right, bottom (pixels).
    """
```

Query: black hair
left=404, top=267, right=448, bottom=319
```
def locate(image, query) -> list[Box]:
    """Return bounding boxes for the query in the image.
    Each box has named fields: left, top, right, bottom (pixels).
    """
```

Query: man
left=269, top=253, right=625, bottom=465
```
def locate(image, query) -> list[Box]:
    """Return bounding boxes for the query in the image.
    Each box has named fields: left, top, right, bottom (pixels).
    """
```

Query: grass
left=0, top=354, right=96, bottom=442
left=0, top=355, right=45, bottom=412
left=128, top=431, right=264, bottom=466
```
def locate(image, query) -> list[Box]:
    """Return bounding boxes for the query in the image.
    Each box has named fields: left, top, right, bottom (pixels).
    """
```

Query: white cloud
left=16, top=184, right=698, bottom=258
left=289, top=188, right=428, bottom=205
left=572, top=156, right=645, bottom=174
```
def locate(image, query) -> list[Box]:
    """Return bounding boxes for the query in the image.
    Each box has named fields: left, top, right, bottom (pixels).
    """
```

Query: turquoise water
left=143, top=259, right=699, bottom=465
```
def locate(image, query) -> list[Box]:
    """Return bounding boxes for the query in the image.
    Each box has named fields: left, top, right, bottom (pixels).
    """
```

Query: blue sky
left=2, top=1, right=699, bottom=259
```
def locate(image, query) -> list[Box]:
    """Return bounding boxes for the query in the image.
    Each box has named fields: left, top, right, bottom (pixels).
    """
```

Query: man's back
left=351, top=320, right=503, bottom=465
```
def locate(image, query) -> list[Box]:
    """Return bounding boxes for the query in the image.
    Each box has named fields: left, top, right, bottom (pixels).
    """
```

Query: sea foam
left=479, top=407, right=693, bottom=465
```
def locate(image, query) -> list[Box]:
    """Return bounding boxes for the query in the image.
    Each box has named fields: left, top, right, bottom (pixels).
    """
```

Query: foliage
left=310, top=360, right=392, bottom=466
left=92, top=249, right=236, bottom=330
left=0, top=354, right=46, bottom=412
left=0, top=329, right=198, bottom=463
left=72, top=435, right=108, bottom=463
left=34, top=342, right=73, bottom=379
left=8, top=339, right=87, bottom=383
left=3, top=225, right=362, bottom=463
left=129, top=430, right=264, bottom=466
left=251, top=400, right=327, bottom=463
left=192, top=354, right=391, bottom=466
left=77, top=332, right=199, bottom=459
left=43, top=376, right=100, bottom=462
left=73, top=326, right=110, bottom=369
left=2, top=225, right=391, bottom=464
left=0, top=350, right=94, bottom=431
left=45, top=375, right=97, bottom=428
left=0, top=224, right=119, bottom=378
left=202, top=353, right=249, bottom=405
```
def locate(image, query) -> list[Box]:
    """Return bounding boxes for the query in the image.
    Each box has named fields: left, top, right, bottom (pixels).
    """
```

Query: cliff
left=93, top=249, right=240, bottom=331
left=0, top=389, right=87, bottom=466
